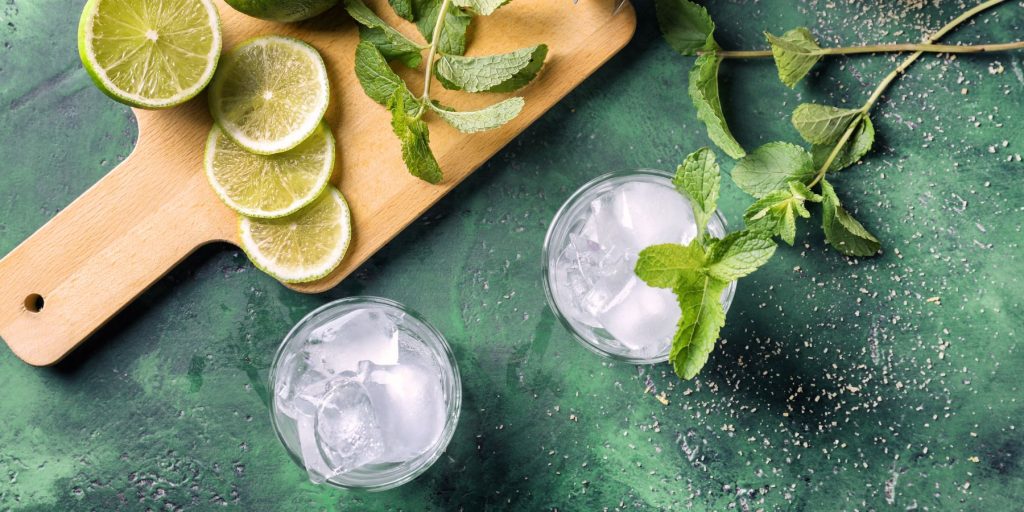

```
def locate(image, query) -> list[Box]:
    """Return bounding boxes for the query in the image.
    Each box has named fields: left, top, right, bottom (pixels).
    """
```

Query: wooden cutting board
left=0, top=0, right=635, bottom=366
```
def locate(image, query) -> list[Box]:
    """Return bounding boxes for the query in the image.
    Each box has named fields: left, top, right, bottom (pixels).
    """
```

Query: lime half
left=209, top=36, right=330, bottom=155
left=206, top=121, right=335, bottom=218
left=239, top=186, right=352, bottom=283
left=78, top=0, right=222, bottom=109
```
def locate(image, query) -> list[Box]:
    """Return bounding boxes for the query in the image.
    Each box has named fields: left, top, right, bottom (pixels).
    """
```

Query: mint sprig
left=634, top=148, right=777, bottom=380
left=346, top=0, right=547, bottom=183
left=656, top=0, right=1022, bottom=258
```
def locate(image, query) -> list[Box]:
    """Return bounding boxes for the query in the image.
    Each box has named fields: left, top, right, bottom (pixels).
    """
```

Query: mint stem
left=416, top=0, right=453, bottom=119
left=707, top=40, right=1024, bottom=59
left=807, top=0, right=1009, bottom=188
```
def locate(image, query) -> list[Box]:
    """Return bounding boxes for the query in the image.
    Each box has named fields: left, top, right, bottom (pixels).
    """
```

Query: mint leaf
left=358, top=27, right=424, bottom=68
left=689, top=54, right=746, bottom=159
left=354, top=41, right=419, bottom=112
left=731, top=142, right=815, bottom=198
left=743, top=185, right=808, bottom=245
left=655, top=0, right=716, bottom=56
left=389, top=92, right=443, bottom=184
left=635, top=242, right=706, bottom=289
left=388, top=0, right=414, bottom=19
left=821, top=180, right=880, bottom=256
left=434, top=44, right=548, bottom=93
left=788, top=181, right=823, bottom=203
left=812, top=114, right=874, bottom=173
left=672, top=147, right=720, bottom=237
left=452, top=0, right=509, bottom=15
left=346, top=0, right=425, bottom=67
left=766, top=27, right=821, bottom=88
left=670, top=273, right=729, bottom=380
left=429, top=97, right=524, bottom=133
left=706, top=230, right=777, bottom=281
left=791, top=103, right=862, bottom=145
left=413, top=0, right=472, bottom=56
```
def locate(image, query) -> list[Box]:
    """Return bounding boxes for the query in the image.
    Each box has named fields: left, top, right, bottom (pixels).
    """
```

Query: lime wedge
left=77, top=0, right=222, bottom=109
left=206, top=121, right=335, bottom=218
left=239, top=186, right=352, bottom=283
left=209, top=36, right=330, bottom=155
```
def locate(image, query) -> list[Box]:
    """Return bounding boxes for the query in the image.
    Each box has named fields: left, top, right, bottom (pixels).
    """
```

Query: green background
left=1, top=1, right=1022, bottom=510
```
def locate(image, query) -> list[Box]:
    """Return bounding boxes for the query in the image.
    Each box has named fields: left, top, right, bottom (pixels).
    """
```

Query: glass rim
left=268, top=296, right=462, bottom=491
left=541, top=169, right=736, bottom=365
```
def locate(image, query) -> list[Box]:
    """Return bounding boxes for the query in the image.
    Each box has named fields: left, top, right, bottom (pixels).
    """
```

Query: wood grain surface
left=0, top=0, right=635, bottom=366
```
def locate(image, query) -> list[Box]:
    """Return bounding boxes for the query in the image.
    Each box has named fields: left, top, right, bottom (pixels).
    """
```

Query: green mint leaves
left=731, top=142, right=815, bottom=198
left=791, top=104, right=862, bottom=145
left=390, top=92, right=443, bottom=184
left=354, top=41, right=418, bottom=110
left=345, top=0, right=425, bottom=67
left=689, top=54, right=746, bottom=159
left=655, top=0, right=716, bottom=56
left=766, top=28, right=822, bottom=88
left=811, top=114, right=874, bottom=172
left=388, top=0, right=414, bottom=20
left=452, top=0, right=510, bottom=16
left=821, top=180, right=880, bottom=256
left=429, top=97, right=524, bottom=133
left=413, top=0, right=472, bottom=55
left=655, top=0, right=746, bottom=159
left=349, top=0, right=547, bottom=183
left=743, top=181, right=821, bottom=245
left=672, top=147, right=720, bottom=237
left=435, top=44, right=548, bottom=93
left=634, top=148, right=777, bottom=380
left=647, top=0, right=1018, bottom=381
left=706, top=231, right=777, bottom=281
left=634, top=242, right=706, bottom=287
left=669, top=272, right=728, bottom=379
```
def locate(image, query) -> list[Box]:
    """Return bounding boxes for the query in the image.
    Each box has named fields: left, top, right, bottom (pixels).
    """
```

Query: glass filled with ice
left=269, top=297, right=461, bottom=491
left=543, top=170, right=736, bottom=363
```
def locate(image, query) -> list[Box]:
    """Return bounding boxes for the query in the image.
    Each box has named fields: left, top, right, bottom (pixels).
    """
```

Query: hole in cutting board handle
left=24, top=294, right=44, bottom=313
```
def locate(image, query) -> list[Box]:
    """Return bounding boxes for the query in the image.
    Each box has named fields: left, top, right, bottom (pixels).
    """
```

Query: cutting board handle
left=0, top=135, right=231, bottom=366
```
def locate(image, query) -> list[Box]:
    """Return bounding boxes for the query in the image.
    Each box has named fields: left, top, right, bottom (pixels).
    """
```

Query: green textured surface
left=1, top=1, right=1023, bottom=510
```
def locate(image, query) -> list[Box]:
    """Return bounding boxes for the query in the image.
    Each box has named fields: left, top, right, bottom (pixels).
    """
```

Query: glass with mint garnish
left=543, top=168, right=736, bottom=363
left=545, top=149, right=778, bottom=379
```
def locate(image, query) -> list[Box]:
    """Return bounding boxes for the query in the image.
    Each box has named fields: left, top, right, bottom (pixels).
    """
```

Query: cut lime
left=239, top=186, right=352, bottom=283
left=209, top=36, right=330, bottom=155
left=223, top=0, right=340, bottom=22
left=78, top=0, right=222, bottom=109
left=205, top=120, right=335, bottom=218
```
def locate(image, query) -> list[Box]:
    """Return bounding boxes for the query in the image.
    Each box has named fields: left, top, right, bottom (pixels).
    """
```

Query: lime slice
left=209, top=36, right=330, bottom=155
left=239, top=186, right=352, bottom=283
left=205, top=121, right=335, bottom=218
left=77, top=0, right=222, bottom=109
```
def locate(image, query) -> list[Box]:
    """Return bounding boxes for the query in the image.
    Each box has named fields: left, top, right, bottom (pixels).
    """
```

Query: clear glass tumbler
left=269, top=297, right=462, bottom=491
left=542, top=170, right=736, bottom=364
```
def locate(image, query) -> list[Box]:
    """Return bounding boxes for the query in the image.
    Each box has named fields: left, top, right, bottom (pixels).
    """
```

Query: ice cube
left=554, top=232, right=632, bottom=323
left=580, top=251, right=635, bottom=316
left=610, top=182, right=698, bottom=251
left=275, top=353, right=333, bottom=419
left=596, top=275, right=679, bottom=355
left=396, top=330, right=441, bottom=373
left=296, top=409, right=333, bottom=484
left=363, top=362, right=446, bottom=463
left=584, top=191, right=634, bottom=253
left=305, top=309, right=401, bottom=375
left=298, top=378, right=385, bottom=483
